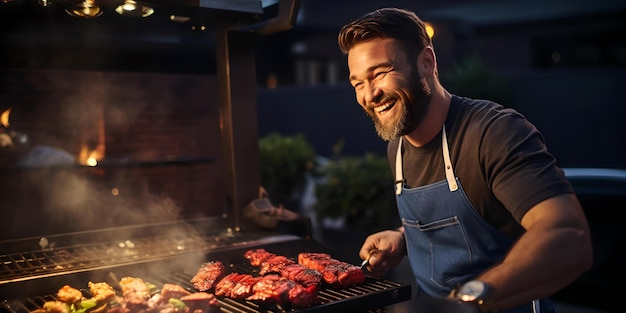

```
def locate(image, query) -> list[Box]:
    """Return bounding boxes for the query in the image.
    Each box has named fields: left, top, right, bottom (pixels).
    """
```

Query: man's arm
left=474, top=193, right=592, bottom=310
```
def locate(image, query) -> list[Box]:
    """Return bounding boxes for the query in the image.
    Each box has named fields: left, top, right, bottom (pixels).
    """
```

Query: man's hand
left=359, top=229, right=407, bottom=276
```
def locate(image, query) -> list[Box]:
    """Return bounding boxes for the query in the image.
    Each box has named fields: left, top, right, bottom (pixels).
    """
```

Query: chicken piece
left=56, top=285, right=83, bottom=304
left=119, top=277, right=151, bottom=312
left=40, top=301, right=70, bottom=313
left=88, top=281, right=116, bottom=304
left=190, top=261, right=226, bottom=292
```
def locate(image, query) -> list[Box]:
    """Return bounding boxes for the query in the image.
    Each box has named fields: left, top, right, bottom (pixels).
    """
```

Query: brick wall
left=0, top=68, right=227, bottom=240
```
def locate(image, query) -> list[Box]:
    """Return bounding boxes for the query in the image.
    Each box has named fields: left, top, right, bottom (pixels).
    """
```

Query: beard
left=367, top=71, right=432, bottom=142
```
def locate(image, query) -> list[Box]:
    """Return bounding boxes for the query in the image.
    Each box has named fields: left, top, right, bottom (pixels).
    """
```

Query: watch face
left=458, top=280, right=486, bottom=301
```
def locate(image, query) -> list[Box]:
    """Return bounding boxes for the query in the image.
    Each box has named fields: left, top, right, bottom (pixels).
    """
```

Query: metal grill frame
left=1, top=236, right=412, bottom=313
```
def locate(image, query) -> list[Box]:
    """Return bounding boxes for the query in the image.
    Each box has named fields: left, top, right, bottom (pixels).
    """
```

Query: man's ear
left=417, top=46, right=436, bottom=77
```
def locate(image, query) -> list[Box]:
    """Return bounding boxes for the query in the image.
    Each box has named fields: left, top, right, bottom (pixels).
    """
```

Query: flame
left=1, top=108, right=11, bottom=128
left=78, top=109, right=106, bottom=166
left=79, top=145, right=102, bottom=166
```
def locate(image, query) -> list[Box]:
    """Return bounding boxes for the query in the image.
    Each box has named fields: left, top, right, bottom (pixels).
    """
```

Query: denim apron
left=394, top=126, right=555, bottom=313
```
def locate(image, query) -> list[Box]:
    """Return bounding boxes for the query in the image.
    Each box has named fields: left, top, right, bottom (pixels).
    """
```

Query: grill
left=0, top=220, right=411, bottom=312
left=0, top=0, right=412, bottom=311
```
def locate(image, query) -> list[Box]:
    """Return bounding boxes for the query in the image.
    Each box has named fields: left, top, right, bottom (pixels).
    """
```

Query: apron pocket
left=403, top=216, right=474, bottom=288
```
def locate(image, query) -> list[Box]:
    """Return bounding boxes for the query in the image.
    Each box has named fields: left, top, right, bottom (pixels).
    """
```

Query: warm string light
left=65, top=0, right=102, bottom=19
left=115, top=0, right=154, bottom=18
left=61, top=0, right=156, bottom=19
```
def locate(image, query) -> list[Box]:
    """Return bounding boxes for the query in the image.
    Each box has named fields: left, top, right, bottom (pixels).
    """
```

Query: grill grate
left=0, top=232, right=243, bottom=283
left=1, top=271, right=406, bottom=313
left=0, top=238, right=411, bottom=313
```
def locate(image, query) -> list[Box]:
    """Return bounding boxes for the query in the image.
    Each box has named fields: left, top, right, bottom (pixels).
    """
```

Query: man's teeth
left=375, top=102, right=394, bottom=113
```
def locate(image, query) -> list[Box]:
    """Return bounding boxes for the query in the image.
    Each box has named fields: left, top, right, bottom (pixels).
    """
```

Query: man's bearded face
left=367, top=69, right=432, bottom=141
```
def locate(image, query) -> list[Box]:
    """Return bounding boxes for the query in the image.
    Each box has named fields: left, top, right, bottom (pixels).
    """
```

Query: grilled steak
left=279, top=264, right=322, bottom=287
left=246, top=274, right=317, bottom=309
left=214, top=273, right=260, bottom=298
left=258, top=255, right=296, bottom=275
left=321, top=263, right=365, bottom=288
left=180, top=292, right=220, bottom=313
left=298, top=252, right=366, bottom=288
left=190, top=261, right=226, bottom=292
left=244, top=248, right=275, bottom=266
left=160, top=283, right=191, bottom=301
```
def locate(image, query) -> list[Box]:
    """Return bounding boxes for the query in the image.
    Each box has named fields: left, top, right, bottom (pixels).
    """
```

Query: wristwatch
left=452, top=280, right=497, bottom=313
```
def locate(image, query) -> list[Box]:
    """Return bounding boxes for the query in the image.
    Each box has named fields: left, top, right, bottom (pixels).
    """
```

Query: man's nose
left=363, top=82, right=381, bottom=104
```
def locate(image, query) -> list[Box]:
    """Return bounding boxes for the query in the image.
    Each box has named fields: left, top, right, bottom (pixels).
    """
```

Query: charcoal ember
left=279, top=264, right=322, bottom=287
left=160, top=283, right=191, bottom=301
left=214, top=273, right=260, bottom=299
left=190, top=261, right=226, bottom=292
left=180, top=292, right=220, bottom=313
left=243, top=249, right=275, bottom=266
left=246, top=274, right=317, bottom=309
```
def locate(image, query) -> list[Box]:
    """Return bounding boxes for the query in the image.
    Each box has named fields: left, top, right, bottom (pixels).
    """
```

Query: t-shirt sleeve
left=479, top=108, right=574, bottom=222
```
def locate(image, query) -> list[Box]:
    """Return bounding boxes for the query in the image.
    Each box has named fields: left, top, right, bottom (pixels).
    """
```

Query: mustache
left=371, top=92, right=397, bottom=106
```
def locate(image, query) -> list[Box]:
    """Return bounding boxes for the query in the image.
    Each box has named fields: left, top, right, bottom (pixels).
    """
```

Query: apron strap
left=442, top=125, right=459, bottom=192
left=395, top=125, right=458, bottom=194
left=395, top=137, right=404, bottom=195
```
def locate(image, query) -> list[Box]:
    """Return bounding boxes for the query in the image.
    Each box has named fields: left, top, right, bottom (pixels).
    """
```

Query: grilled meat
left=119, top=277, right=151, bottom=312
left=246, top=274, right=317, bottom=309
left=298, top=252, right=340, bottom=271
left=160, top=283, right=191, bottom=301
left=244, top=249, right=323, bottom=287
left=243, top=248, right=275, bottom=266
left=298, top=252, right=365, bottom=288
left=190, top=261, right=226, bottom=292
left=41, top=301, right=70, bottom=313
left=88, top=282, right=116, bottom=304
left=321, top=263, right=365, bottom=288
left=214, top=273, right=260, bottom=299
left=180, top=292, right=220, bottom=313
left=57, top=285, right=83, bottom=304
left=258, top=255, right=296, bottom=275
left=279, top=264, right=322, bottom=287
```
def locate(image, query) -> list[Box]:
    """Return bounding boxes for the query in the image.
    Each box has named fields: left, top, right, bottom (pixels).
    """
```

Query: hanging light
left=65, top=0, right=103, bottom=19
left=38, top=0, right=52, bottom=7
left=115, top=0, right=154, bottom=18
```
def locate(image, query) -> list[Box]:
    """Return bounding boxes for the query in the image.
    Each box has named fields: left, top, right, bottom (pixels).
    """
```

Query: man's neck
left=403, top=89, right=451, bottom=147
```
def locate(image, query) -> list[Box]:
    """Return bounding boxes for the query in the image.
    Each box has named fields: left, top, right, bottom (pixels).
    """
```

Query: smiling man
left=338, top=8, right=592, bottom=313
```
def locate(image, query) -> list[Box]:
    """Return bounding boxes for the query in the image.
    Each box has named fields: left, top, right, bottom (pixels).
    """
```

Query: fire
left=78, top=110, right=106, bottom=166
left=1, top=108, right=11, bottom=128
left=78, top=145, right=102, bottom=166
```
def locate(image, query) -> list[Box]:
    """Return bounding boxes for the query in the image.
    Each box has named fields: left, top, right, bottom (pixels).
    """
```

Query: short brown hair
left=338, top=8, right=432, bottom=59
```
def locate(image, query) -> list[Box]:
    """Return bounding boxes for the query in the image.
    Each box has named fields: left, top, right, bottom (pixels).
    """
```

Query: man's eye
left=374, top=71, right=389, bottom=79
